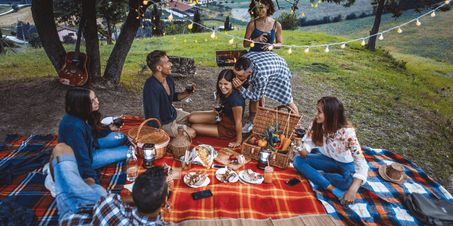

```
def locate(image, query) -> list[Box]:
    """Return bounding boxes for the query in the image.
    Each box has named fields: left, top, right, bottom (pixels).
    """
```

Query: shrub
left=359, top=12, right=367, bottom=18
left=12, top=4, right=19, bottom=12
left=63, top=34, right=76, bottom=44
left=345, top=13, right=357, bottom=20
left=276, top=12, right=299, bottom=30
left=332, top=14, right=342, bottom=23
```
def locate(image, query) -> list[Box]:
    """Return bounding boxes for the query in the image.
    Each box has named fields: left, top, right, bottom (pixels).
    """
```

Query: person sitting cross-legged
left=49, top=143, right=169, bottom=226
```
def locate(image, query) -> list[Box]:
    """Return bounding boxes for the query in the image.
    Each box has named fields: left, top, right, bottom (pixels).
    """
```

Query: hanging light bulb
left=341, top=43, right=346, bottom=48
left=188, top=23, right=193, bottom=29
left=318, top=0, right=321, bottom=3
left=153, top=27, right=156, bottom=30
left=205, top=38, right=207, bottom=42
left=431, top=11, right=436, bottom=17
left=268, top=45, right=273, bottom=50
left=173, top=37, right=176, bottom=40
left=315, top=4, right=318, bottom=7
left=211, top=31, right=215, bottom=39
left=416, top=19, right=421, bottom=26
left=153, top=17, right=155, bottom=20
left=168, top=13, right=173, bottom=21
left=325, top=45, right=329, bottom=53
left=305, top=47, right=309, bottom=53
left=163, top=32, right=166, bottom=35
left=135, top=9, right=138, bottom=12
left=250, top=42, right=255, bottom=47
left=229, top=37, right=234, bottom=44
left=446, top=1, right=450, bottom=4
left=311, top=3, right=314, bottom=7
left=136, top=16, right=139, bottom=19
left=291, top=10, right=293, bottom=13
left=288, top=47, right=292, bottom=54
left=361, top=39, right=366, bottom=46
left=142, top=14, right=144, bottom=17
left=242, top=19, right=245, bottom=22
left=143, top=0, right=148, bottom=5
left=184, top=39, right=186, bottom=42
left=302, top=13, right=305, bottom=17
left=397, top=27, right=402, bottom=33
left=142, top=25, right=144, bottom=28
left=379, top=33, right=384, bottom=40
left=195, top=40, right=197, bottom=43
left=162, top=12, right=164, bottom=15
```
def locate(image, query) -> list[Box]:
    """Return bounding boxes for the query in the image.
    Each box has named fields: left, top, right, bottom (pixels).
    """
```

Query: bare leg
left=185, top=127, right=197, bottom=140
left=188, top=111, right=217, bottom=124
left=191, top=124, right=219, bottom=138
left=49, top=143, right=74, bottom=182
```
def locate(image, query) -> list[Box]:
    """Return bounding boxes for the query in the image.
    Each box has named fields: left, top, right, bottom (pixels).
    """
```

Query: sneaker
left=242, top=122, right=253, bottom=133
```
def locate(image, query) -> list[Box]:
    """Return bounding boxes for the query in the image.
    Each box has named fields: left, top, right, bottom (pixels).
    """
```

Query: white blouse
left=303, top=123, right=368, bottom=184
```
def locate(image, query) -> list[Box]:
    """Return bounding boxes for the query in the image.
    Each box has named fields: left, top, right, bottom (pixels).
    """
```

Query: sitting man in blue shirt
left=50, top=143, right=170, bottom=225
left=143, top=50, right=196, bottom=138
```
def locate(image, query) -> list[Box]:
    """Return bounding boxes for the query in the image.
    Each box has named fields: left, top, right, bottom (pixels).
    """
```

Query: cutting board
left=214, top=148, right=252, bottom=170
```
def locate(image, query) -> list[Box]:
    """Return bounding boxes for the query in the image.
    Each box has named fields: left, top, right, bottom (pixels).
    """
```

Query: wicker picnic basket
left=167, top=127, right=192, bottom=161
left=127, top=118, right=170, bottom=159
left=241, top=106, right=301, bottom=169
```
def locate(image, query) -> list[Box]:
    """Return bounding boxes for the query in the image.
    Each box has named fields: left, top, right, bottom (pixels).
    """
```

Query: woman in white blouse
left=293, top=96, right=368, bottom=205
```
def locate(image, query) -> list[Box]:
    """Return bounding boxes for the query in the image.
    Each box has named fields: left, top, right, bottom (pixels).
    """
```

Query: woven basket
left=168, top=128, right=192, bottom=161
left=127, top=118, right=170, bottom=159
left=241, top=106, right=301, bottom=169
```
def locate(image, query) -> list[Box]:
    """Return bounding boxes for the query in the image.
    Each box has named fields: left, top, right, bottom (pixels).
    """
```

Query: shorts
left=162, top=108, right=190, bottom=137
left=217, top=112, right=237, bottom=140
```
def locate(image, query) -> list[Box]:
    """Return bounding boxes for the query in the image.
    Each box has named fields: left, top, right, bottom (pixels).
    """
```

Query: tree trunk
left=31, top=0, right=66, bottom=74
left=367, top=0, right=386, bottom=50
left=82, top=0, right=101, bottom=79
left=103, top=0, right=151, bottom=84
left=106, top=19, right=113, bottom=45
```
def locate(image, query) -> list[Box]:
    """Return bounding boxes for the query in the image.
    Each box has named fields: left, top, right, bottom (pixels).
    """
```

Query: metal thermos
left=257, top=147, right=272, bottom=170
left=143, top=143, right=156, bottom=169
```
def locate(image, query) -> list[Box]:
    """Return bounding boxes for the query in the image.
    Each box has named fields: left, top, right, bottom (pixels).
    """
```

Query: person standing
left=232, top=52, right=299, bottom=133
left=143, top=50, right=196, bottom=139
left=243, top=0, right=282, bottom=52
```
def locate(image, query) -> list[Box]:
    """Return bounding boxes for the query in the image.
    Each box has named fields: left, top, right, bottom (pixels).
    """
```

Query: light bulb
left=311, top=3, right=314, bottom=7
left=268, top=45, right=273, bottom=50
left=153, top=17, right=155, bottom=20
left=291, top=10, right=293, bottom=13
left=162, top=12, right=164, bottom=15
left=397, top=27, right=402, bottom=33
left=431, top=11, right=436, bottom=17
left=195, top=40, right=197, bottom=43
left=229, top=38, right=234, bottom=44
left=135, top=9, right=138, bottom=12
left=168, top=14, right=173, bottom=21
left=242, top=19, right=245, bottom=22
left=184, top=39, right=186, bottom=42
left=211, top=31, right=215, bottom=39
left=379, top=33, right=384, bottom=40
left=142, top=14, right=144, bottom=17
left=341, top=43, right=346, bottom=48
left=446, top=1, right=450, bottom=4
left=325, top=46, right=329, bottom=53
left=315, top=4, right=318, bottom=7
left=318, top=0, right=321, bottom=3
left=288, top=47, right=292, bottom=54
left=173, top=37, right=176, bottom=40
left=188, top=23, right=193, bottom=29
left=153, top=27, right=156, bottom=30
left=163, top=32, right=166, bottom=35
left=142, top=25, right=144, bottom=28
left=361, top=39, right=365, bottom=46
left=215, top=36, right=217, bottom=39
left=250, top=42, right=255, bottom=47
left=143, top=0, right=148, bottom=5
left=234, top=26, right=237, bottom=29
left=302, top=13, right=305, bottom=17
left=205, top=39, right=207, bottom=42
left=305, top=48, right=309, bottom=53
left=416, top=19, right=421, bottom=26
left=136, top=16, right=139, bottom=19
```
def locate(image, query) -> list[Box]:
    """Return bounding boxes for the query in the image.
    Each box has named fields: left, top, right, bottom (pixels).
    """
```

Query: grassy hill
left=1, top=9, right=452, bottom=190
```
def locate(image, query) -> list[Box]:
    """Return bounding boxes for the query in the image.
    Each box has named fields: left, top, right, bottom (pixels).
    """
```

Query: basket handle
left=273, top=106, right=293, bottom=138
left=136, top=118, right=162, bottom=140
left=275, top=105, right=296, bottom=114
left=182, top=128, right=193, bottom=143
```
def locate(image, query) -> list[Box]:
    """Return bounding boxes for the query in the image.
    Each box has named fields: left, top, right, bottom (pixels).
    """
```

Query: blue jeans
left=92, top=132, right=128, bottom=169
left=53, top=155, right=107, bottom=223
left=293, top=153, right=355, bottom=191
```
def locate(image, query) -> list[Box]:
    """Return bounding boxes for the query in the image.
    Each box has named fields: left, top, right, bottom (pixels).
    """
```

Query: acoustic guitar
left=59, top=19, right=90, bottom=86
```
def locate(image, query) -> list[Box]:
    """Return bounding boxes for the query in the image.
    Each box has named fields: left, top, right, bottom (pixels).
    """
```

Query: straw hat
left=379, top=163, right=408, bottom=184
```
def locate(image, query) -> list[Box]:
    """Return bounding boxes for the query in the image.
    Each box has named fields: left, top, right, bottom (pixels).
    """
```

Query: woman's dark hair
left=132, top=166, right=168, bottom=214
left=310, top=96, right=352, bottom=146
left=216, top=69, right=236, bottom=102
left=65, top=87, right=103, bottom=138
left=248, top=0, right=276, bottom=19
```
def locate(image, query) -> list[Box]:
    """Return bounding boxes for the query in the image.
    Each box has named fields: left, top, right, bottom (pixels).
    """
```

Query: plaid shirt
left=60, top=194, right=166, bottom=226
left=240, top=51, right=293, bottom=106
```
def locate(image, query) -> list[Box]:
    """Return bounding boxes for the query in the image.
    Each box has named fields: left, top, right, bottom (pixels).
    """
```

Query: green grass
left=0, top=6, right=10, bottom=14
left=1, top=16, right=452, bottom=187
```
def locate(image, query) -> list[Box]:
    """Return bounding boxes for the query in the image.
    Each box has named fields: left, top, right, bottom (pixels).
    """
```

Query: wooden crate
left=241, top=106, right=301, bottom=169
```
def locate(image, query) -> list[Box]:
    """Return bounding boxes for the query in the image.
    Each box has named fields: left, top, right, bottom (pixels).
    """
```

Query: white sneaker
left=242, top=122, right=253, bottom=133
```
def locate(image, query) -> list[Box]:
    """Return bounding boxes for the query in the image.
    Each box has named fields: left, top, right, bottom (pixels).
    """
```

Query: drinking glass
left=112, top=115, right=124, bottom=139
left=214, top=105, right=223, bottom=122
left=185, top=84, right=194, bottom=103
left=162, top=190, right=174, bottom=213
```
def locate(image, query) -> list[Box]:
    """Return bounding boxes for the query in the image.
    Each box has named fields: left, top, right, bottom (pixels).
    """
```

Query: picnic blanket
left=310, top=147, right=453, bottom=226
left=0, top=116, right=326, bottom=225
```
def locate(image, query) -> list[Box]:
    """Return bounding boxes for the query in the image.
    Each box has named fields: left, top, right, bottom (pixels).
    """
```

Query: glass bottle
left=126, top=146, right=139, bottom=182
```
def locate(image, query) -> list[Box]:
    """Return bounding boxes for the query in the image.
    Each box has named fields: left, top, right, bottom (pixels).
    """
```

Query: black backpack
left=403, top=192, right=453, bottom=226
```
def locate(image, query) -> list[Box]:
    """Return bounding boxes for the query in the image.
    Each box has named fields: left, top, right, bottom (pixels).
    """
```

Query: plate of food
left=101, top=117, right=113, bottom=125
left=215, top=168, right=238, bottom=183
left=184, top=171, right=210, bottom=188
left=239, top=169, right=264, bottom=185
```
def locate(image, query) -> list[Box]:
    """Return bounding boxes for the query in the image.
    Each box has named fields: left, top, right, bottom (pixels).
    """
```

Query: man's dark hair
left=234, top=57, right=252, bottom=73
left=132, top=166, right=168, bottom=214
left=146, top=50, right=167, bottom=73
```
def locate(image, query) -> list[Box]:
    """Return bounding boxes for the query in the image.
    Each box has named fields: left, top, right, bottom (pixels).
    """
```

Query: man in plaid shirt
left=232, top=51, right=299, bottom=132
left=49, top=143, right=168, bottom=226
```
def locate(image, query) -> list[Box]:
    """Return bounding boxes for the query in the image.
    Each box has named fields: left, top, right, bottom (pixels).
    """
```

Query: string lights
left=136, top=0, right=447, bottom=54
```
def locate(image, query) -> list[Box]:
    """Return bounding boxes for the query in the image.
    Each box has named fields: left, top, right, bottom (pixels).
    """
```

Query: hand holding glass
left=185, top=84, right=194, bottom=103
left=214, top=105, right=223, bottom=122
left=112, top=115, right=124, bottom=139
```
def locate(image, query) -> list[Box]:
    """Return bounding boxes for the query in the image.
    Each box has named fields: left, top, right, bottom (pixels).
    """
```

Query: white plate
left=191, top=144, right=217, bottom=167
left=101, top=117, right=113, bottom=125
left=239, top=170, right=264, bottom=185
left=215, top=168, right=238, bottom=183
left=184, top=172, right=210, bottom=188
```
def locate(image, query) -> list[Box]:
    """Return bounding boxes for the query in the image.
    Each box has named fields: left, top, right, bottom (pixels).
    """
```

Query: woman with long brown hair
left=293, top=97, right=368, bottom=205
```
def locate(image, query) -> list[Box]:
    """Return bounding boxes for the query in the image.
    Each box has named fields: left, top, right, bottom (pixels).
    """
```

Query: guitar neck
left=73, top=19, right=86, bottom=62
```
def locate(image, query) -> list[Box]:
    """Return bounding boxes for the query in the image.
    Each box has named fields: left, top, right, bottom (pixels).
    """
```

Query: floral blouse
left=303, top=123, right=368, bottom=184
